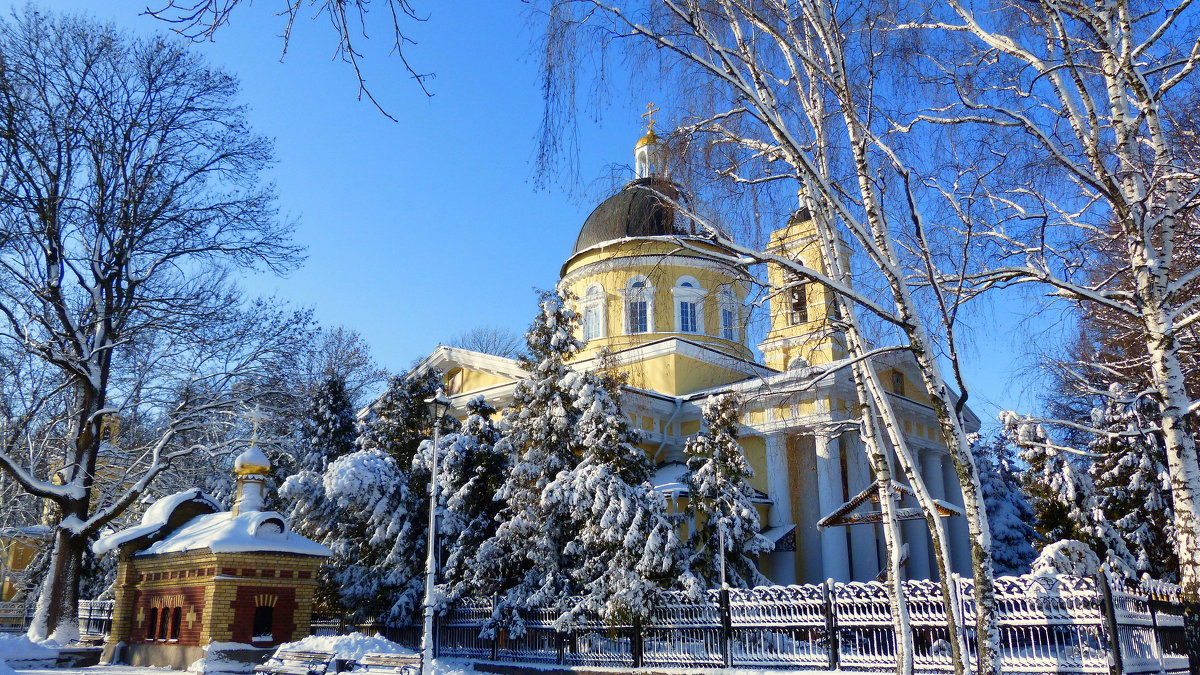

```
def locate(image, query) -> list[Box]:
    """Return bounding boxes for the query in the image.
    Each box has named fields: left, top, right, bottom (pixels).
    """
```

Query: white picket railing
left=435, top=573, right=1191, bottom=674
left=0, top=599, right=113, bottom=637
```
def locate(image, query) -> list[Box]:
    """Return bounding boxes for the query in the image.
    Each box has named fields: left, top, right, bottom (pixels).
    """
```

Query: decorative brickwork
left=106, top=547, right=324, bottom=669
left=96, top=461, right=329, bottom=672
left=229, top=585, right=298, bottom=646
left=130, top=585, right=206, bottom=645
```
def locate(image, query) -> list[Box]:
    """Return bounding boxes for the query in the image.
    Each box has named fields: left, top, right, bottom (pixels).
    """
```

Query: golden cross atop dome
left=642, top=102, right=660, bottom=133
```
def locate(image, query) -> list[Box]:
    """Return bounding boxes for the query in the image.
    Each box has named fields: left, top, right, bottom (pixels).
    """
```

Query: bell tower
left=758, top=209, right=849, bottom=370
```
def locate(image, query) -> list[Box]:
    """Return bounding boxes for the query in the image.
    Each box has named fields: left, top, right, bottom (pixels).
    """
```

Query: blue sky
left=17, top=0, right=1049, bottom=428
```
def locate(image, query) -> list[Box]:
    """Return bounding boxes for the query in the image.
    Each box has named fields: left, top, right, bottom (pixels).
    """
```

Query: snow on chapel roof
left=92, top=488, right=330, bottom=558
left=139, top=509, right=330, bottom=558
left=93, top=489, right=222, bottom=555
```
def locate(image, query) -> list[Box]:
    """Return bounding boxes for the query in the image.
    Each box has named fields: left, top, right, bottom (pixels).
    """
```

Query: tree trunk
left=1144, top=311, right=1200, bottom=600
left=28, top=525, right=85, bottom=642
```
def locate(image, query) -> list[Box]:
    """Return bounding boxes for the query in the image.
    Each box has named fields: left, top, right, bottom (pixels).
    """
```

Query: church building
left=413, top=125, right=977, bottom=586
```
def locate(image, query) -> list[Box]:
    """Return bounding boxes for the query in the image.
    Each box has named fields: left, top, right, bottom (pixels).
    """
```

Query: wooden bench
left=254, top=649, right=336, bottom=675
left=353, top=652, right=422, bottom=675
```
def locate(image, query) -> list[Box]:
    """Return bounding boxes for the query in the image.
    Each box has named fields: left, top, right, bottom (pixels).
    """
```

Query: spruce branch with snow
left=431, top=396, right=511, bottom=606
left=972, top=436, right=1036, bottom=576
left=683, top=393, right=771, bottom=590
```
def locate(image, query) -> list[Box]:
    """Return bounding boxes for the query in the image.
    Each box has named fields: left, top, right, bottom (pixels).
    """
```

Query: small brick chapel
left=93, top=446, right=331, bottom=670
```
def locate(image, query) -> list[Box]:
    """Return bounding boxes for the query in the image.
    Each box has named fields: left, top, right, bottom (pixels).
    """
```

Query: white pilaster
left=920, top=449, right=947, bottom=579
left=815, top=434, right=851, bottom=582
left=764, top=433, right=797, bottom=584
left=843, top=433, right=880, bottom=581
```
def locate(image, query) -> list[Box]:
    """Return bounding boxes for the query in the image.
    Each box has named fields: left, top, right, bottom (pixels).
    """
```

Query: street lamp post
left=421, top=388, right=451, bottom=675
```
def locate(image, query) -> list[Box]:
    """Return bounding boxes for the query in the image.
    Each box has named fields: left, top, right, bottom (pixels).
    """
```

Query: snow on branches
left=683, top=393, right=772, bottom=590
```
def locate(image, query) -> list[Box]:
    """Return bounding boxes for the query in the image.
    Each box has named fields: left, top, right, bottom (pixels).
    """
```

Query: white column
left=844, top=433, right=880, bottom=581
left=815, top=434, right=851, bottom=582
left=764, top=433, right=797, bottom=584
left=943, top=459, right=973, bottom=576
left=920, top=449, right=947, bottom=580
left=900, top=453, right=932, bottom=580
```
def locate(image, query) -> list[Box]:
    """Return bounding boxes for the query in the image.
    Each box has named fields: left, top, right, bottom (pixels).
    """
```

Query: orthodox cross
left=643, top=102, right=660, bottom=133
left=245, top=405, right=270, bottom=447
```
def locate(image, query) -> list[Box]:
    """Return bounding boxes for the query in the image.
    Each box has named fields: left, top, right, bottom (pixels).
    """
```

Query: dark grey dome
left=572, top=178, right=698, bottom=255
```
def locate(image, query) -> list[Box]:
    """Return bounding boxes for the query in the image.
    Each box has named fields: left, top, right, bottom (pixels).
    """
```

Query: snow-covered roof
left=234, top=445, right=271, bottom=473
left=651, top=463, right=689, bottom=495
left=139, top=510, right=330, bottom=558
left=94, top=489, right=221, bottom=555
left=94, top=488, right=329, bottom=558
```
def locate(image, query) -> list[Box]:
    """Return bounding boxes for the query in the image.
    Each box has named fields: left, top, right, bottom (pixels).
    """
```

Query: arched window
left=253, top=605, right=274, bottom=641
left=785, top=271, right=808, bottom=325
left=892, top=371, right=906, bottom=397
left=170, top=607, right=182, bottom=641
left=158, top=607, right=171, bottom=640
left=582, top=283, right=606, bottom=341
left=145, top=607, right=159, bottom=641
left=718, top=287, right=739, bottom=342
left=623, top=276, right=654, bottom=334
left=672, top=276, right=705, bottom=334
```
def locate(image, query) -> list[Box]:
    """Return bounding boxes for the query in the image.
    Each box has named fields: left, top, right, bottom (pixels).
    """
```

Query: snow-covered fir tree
left=548, top=369, right=691, bottom=626
left=420, top=396, right=511, bottom=606
left=281, top=370, right=454, bottom=621
left=472, top=293, right=586, bottom=630
left=1088, top=385, right=1178, bottom=580
left=683, top=393, right=772, bottom=589
left=298, top=374, right=357, bottom=473
left=1006, top=413, right=1137, bottom=576
left=972, top=435, right=1036, bottom=576
left=472, top=292, right=689, bottom=631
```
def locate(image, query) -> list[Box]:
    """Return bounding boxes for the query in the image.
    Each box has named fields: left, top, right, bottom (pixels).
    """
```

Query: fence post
left=490, top=596, right=500, bottom=662
left=824, top=578, right=840, bottom=672
left=718, top=588, right=732, bottom=668
left=555, top=630, right=566, bottom=665
left=631, top=615, right=644, bottom=668
left=1183, top=601, right=1200, bottom=675
left=1097, top=569, right=1124, bottom=675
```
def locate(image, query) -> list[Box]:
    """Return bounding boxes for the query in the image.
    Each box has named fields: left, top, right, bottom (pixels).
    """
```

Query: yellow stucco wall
left=760, top=216, right=850, bottom=370
left=617, top=353, right=756, bottom=397
left=0, top=536, right=40, bottom=601
left=447, top=367, right=511, bottom=396
left=560, top=239, right=754, bottom=362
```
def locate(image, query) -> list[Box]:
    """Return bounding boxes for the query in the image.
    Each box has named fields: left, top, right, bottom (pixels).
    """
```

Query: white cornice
left=572, top=336, right=774, bottom=380
left=410, top=345, right=528, bottom=381
left=559, top=251, right=750, bottom=290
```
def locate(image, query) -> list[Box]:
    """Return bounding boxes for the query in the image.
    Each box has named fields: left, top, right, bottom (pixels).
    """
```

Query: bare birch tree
left=536, top=1, right=1002, bottom=672
left=901, top=0, right=1200, bottom=600
left=145, top=0, right=432, bottom=114
left=0, top=10, right=304, bottom=640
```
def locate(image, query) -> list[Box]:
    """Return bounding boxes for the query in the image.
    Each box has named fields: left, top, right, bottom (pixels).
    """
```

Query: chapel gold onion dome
left=233, top=446, right=271, bottom=476
left=635, top=128, right=660, bottom=148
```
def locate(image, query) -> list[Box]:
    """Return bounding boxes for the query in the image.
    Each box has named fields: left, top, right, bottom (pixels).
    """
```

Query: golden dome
left=233, top=446, right=271, bottom=476
left=635, top=129, right=660, bottom=149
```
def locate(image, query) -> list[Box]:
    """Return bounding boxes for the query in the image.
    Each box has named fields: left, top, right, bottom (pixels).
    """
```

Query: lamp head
left=425, top=388, right=452, bottom=419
